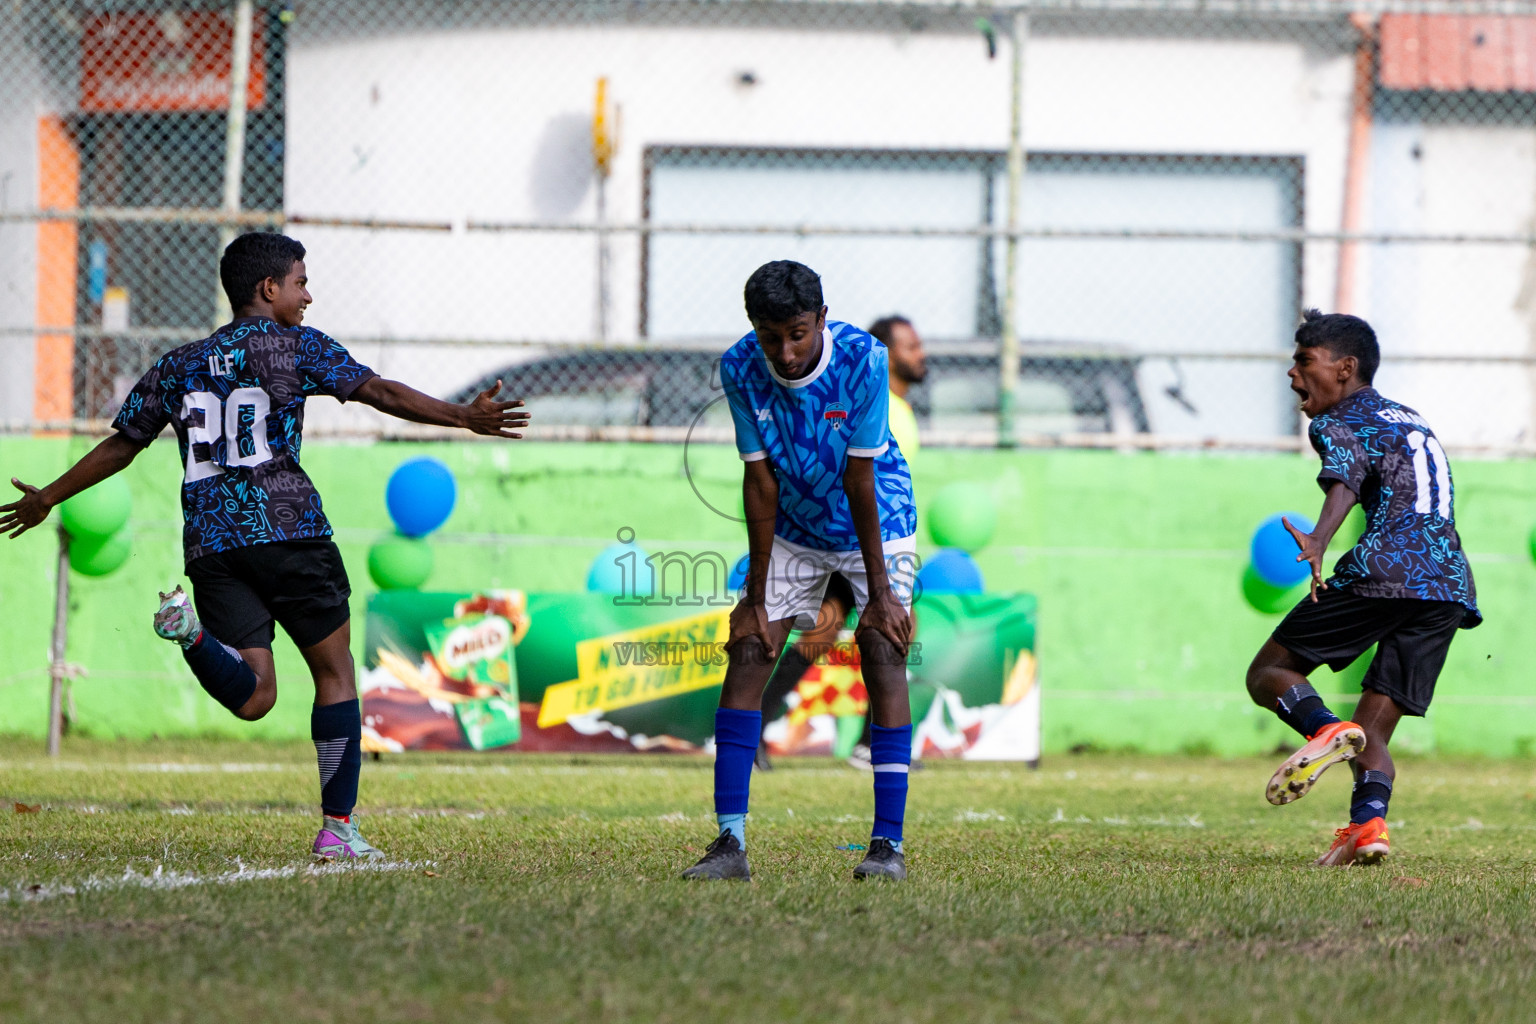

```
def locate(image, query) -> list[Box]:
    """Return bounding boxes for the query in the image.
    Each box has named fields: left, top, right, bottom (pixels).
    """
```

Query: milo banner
left=361, top=590, right=1039, bottom=760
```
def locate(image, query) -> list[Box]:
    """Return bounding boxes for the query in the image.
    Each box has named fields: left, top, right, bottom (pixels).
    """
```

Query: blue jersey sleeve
left=722, top=359, right=767, bottom=461
left=845, top=345, right=891, bottom=458
left=293, top=327, right=376, bottom=402
left=111, top=355, right=175, bottom=446
left=1310, top=414, right=1370, bottom=495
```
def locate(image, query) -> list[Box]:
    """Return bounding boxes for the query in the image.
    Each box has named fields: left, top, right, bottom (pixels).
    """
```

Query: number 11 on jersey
left=1406, top=430, right=1451, bottom=519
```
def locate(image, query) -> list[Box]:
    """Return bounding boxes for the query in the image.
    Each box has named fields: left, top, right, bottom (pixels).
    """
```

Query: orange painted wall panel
left=1380, top=14, right=1536, bottom=92
left=1378, top=14, right=1425, bottom=91
left=1511, top=18, right=1536, bottom=91
left=1465, top=17, right=1512, bottom=92
left=1423, top=15, right=1468, bottom=91
left=34, top=116, right=77, bottom=425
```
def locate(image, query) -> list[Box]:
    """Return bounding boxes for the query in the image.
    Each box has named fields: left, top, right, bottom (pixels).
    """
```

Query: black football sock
left=312, top=699, right=363, bottom=819
left=1351, top=769, right=1393, bottom=824
left=1274, top=682, right=1341, bottom=739
left=182, top=632, right=258, bottom=715
left=760, top=647, right=813, bottom=735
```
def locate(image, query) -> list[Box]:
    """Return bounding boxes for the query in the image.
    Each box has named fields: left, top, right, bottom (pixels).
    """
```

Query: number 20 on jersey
left=181, top=389, right=274, bottom=481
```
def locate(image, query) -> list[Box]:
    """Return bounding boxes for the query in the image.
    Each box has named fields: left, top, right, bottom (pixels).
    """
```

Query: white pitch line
left=0, top=858, right=433, bottom=904
left=0, top=761, right=294, bottom=774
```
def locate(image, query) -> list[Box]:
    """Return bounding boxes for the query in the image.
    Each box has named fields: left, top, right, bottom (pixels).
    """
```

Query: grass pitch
left=3, top=738, right=1536, bottom=1023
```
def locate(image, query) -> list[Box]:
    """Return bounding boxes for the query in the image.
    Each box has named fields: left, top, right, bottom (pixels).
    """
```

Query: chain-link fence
left=4, top=0, right=1536, bottom=451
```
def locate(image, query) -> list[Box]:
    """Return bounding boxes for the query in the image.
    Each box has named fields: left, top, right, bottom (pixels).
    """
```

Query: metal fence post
left=998, top=9, right=1028, bottom=448
left=46, top=524, right=71, bottom=757
left=214, top=0, right=256, bottom=328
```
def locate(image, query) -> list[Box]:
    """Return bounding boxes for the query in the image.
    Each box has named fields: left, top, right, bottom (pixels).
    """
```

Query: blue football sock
left=182, top=631, right=258, bottom=715
left=717, top=812, right=747, bottom=848
left=870, top=723, right=912, bottom=852
left=713, top=708, right=760, bottom=849
left=312, top=699, right=362, bottom=819
left=1351, top=769, right=1393, bottom=825
left=1274, top=682, right=1341, bottom=739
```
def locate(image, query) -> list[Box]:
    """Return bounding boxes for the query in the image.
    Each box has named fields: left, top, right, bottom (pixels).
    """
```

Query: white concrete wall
left=286, top=25, right=1357, bottom=419
left=7, top=17, right=1522, bottom=443
left=0, top=28, right=40, bottom=425
left=1365, top=122, right=1536, bottom=447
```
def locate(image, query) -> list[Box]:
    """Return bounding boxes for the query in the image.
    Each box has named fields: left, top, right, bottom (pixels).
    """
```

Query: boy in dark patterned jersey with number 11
left=0, top=233, right=531, bottom=860
left=1245, top=310, right=1480, bottom=867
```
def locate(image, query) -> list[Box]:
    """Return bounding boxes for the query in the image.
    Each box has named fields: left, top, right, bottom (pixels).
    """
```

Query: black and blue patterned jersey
left=1309, top=387, right=1479, bottom=627
left=111, top=317, right=376, bottom=563
left=721, top=320, right=916, bottom=551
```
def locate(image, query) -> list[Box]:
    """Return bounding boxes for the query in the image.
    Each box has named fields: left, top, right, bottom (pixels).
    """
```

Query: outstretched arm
left=351, top=377, right=530, bottom=438
left=844, top=455, right=912, bottom=653
left=0, top=433, right=143, bottom=538
left=1284, top=481, right=1359, bottom=602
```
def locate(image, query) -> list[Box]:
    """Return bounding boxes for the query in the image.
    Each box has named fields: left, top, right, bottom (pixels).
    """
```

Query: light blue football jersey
left=721, top=320, right=916, bottom=552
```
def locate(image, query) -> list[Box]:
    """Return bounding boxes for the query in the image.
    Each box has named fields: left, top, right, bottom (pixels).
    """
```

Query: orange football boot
left=1266, top=720, right=1366, bottom=806
left=1315, top=817, right=1390, bottom=867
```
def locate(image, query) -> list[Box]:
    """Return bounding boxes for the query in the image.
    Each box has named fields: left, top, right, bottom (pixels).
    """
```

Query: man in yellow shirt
left=869, top=315, right=928, bottom=468
left=757, top=315, right=929, bottom=769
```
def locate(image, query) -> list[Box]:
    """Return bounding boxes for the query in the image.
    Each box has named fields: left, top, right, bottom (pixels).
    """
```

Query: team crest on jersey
left=823, top=403, right=848, bottom=430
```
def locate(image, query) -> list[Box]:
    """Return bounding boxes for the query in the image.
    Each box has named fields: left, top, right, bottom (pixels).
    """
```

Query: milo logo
left=437, top=616, right=512, bottom=675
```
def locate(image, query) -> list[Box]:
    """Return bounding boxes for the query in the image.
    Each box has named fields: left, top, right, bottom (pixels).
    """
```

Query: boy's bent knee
left=235, top=676, right=277, bottom=721
left=234, top=696, right=274, bottom=722
left=1245, top=640, right=1311, bottom=704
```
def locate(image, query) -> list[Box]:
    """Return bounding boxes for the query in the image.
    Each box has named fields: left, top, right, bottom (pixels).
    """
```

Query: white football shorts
left=761, top=534, right=918, bottom=628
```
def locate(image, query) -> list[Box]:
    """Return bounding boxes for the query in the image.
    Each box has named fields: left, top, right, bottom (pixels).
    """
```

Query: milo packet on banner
left=453, top=696, right=522, bottom=751
left=424, top=614, right=521, bottom=749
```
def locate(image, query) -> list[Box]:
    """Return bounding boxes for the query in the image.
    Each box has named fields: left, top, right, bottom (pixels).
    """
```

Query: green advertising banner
left=362, top=589, right=1039, bottom=759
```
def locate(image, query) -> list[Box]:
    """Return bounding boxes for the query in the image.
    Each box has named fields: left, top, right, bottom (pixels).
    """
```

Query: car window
left=520, top=372, right=648, bottom=426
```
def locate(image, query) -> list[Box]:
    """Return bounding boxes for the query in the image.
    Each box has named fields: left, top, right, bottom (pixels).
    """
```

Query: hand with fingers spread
left=1283, top=515, right=1329, bottom=602
left=462, top=379, right=531, bottom=438
left=351, top=375, right=531, bottom=438
left=0, top=478, right=51, bottom=539
left=855, top=586, right=914, bottom=656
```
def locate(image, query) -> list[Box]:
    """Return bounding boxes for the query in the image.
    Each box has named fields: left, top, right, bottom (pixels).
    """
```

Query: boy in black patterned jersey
left=1, top=233, right=531, bottom=860
left=1244, top=310, right=1479, bottom=867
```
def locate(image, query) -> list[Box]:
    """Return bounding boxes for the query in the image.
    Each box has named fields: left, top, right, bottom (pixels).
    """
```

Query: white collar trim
left=765, top=327, right=833, bottom=389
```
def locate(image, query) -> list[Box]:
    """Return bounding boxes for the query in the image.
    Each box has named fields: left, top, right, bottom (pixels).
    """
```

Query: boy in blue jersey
left=1, top=232, right=529, bottom=860
left=681, top=260, right=918, bottom=882
left=1244, top=310, right=1479, bottom=866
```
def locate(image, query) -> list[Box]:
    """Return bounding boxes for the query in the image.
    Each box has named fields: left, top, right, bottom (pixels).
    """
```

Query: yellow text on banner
left=537, top=608, right=730, bottom=727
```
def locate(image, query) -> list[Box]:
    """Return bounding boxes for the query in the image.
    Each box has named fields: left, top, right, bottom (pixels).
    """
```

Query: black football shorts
left=185, top=539, right=352, bottom=651
left=1270, top=586, right=1464, bottom=717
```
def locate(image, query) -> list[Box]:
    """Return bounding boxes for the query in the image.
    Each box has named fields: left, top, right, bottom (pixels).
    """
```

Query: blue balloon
left=728, top=553, right=749, bottom=592
left=1251, top=512, right=1316, bottom=588
left=917, top=548, right=984, bottom=595
left=587, top=542, right=655, bottom=596
left=386, top=457, right=457, bottom=537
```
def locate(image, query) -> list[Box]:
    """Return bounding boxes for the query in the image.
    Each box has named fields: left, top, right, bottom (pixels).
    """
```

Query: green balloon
left=1241, top=564, right=1306, bottom=614
left=367, top=534, right=434, bottom=590
left=928, top=481, right=998, bottom=552
left=1528, top=523, right=1536, bottom=565
left=60, top=476, right=131, bottom=540
left=69, top=530, right=131, bottom=576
